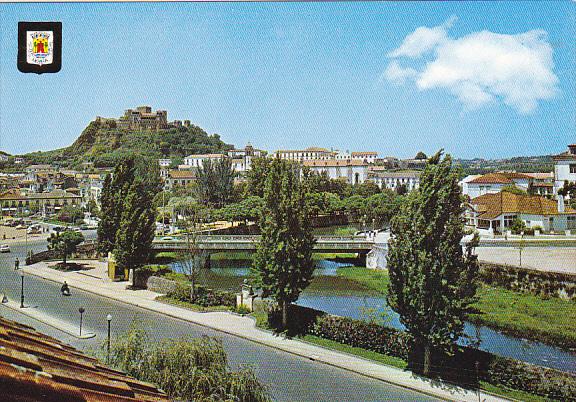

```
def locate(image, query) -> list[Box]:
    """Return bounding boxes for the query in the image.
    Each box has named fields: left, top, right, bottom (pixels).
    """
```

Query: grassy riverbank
left=251, top=307, right=548, bottom=402
left=336, top=267, right=576, bottom=350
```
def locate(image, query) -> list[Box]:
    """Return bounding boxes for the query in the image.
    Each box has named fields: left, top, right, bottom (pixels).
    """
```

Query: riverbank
left=252, top=309, right=552, bottom=402
left=336, top=267, right=576, bottom=351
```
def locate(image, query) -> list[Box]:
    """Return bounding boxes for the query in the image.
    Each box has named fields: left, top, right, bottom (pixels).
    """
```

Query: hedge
left=168, top=283, right=236, bottom=308
left=270, top=303, right=576, bottom=400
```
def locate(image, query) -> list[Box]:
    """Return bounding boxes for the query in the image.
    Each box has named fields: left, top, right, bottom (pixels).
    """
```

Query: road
left=0, top=236, right=437, bottom=401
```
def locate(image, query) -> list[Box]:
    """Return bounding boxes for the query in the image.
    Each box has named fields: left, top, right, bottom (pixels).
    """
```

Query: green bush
left=309, top=315, right=411, bottom=360
left=108, top=322, right=270, bottom=401
left=280, top=304, right=576, bottom=399
left=167, top=283, right=236, bottom=308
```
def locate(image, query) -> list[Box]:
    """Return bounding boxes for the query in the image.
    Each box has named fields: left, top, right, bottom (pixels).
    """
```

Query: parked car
left=160, top=236, right=174, bottom=241
left=0, top=244, right=10, bottom=253
left=15, top=224, right=27, bottom=230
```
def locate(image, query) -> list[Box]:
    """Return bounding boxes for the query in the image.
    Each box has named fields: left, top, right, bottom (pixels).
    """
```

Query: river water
left=172, top=257, right=576, bottom=374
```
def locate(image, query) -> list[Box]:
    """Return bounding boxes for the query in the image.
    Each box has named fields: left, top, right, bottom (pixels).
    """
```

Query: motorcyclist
left=61, top=281, right=70, bottom=296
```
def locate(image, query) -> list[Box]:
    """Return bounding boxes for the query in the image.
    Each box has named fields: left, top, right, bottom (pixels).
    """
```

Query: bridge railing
left=154, top=234, right=373, bottom=243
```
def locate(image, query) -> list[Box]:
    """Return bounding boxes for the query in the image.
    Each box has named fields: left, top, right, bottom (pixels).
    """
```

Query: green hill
left=23, top=119, right=233, bottom=168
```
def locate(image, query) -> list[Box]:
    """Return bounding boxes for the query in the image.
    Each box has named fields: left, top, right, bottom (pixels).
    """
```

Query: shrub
left=167, top=283, right=236, bottom=308
left=309, top=315, right=411, bottom=360
left=267, top=304, right=325, bottom=336
left=275, top=304, right=576, bottom=399
left=108, top=322, right=270, bottom=401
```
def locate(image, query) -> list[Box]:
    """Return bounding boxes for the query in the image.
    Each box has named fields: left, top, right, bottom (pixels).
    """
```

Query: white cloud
left=384, top=18, right=559, bottom=114
left=382, top=61, right=418, bottom=84
left=388, top=16, right=456, bottom=58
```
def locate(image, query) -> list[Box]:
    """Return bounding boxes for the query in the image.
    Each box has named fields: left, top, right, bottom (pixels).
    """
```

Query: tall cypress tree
left=97, top=158, right=136, bottom=254
left=252, top=159, right=316, bottom=329
left=387, top=151, right=479, bottom=376
left=114, top=181, right=156, bottom=275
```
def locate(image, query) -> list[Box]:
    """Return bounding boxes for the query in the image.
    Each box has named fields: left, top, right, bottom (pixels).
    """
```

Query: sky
left=0, top=2, right=574, bottom=159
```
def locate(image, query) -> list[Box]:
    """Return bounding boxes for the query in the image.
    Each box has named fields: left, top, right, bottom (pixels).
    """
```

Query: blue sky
left=0, top=2, right=574, bottom=159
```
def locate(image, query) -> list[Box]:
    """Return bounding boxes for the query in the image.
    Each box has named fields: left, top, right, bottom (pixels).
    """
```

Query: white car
left=0, top=244, right=10, bottom=253
left=160, top=236, right=174, bottom=241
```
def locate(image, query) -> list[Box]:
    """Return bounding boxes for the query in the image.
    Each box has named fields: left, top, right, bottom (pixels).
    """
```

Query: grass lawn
left=470, top=286, right=576, bottom=349
left=336, top=266, right=576, bottom=349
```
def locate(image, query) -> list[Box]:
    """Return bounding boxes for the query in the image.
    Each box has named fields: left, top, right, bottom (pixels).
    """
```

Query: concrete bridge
left=152, top=235, right=377, bottom=254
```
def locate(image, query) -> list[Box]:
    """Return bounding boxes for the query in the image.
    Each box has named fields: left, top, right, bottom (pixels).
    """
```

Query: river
left=172, top=256, right=576, bottom=374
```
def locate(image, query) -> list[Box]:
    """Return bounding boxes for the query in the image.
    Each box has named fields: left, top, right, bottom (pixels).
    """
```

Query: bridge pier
left=366, top=232, right=390, bottom=270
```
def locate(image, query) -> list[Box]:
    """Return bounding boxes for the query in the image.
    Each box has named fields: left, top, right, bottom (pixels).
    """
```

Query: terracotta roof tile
left=471, top=191, right=576, bottom=220
left=0, top=316, right=168, bottom=401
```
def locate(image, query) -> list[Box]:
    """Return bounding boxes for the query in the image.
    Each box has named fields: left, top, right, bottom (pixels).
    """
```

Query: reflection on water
left=172, top=258, right=576, bottom=373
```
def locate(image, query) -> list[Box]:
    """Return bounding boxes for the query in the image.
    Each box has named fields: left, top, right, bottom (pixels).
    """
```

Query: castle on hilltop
left=96, top=106, right=191, bottom=131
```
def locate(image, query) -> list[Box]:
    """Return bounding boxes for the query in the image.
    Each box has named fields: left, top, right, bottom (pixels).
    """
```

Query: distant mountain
left=455, top=154, right=554, bottom=175
left=23, top=119, right=233, bottom=168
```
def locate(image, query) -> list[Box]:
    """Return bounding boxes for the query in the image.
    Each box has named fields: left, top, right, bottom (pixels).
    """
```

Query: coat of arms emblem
left=27, top=31, right=53, bottom=65
left=18, top=21, right=62, bottom=74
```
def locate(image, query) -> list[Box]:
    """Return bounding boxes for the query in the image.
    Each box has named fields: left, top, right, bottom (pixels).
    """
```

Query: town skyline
left=1, top=2, right=575, bottom=159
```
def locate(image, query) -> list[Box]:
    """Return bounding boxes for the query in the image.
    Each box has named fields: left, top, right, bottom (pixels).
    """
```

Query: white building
left=183, top=153, right=226, bottom=169
left=367, top=168, right=421, bottom=191
left=553, top=144, right=576, bottom=194
left=227, top=143, right=265, bottom=173
left=303, top=159, right=369, bottom=185
left=462, top=172, right=531, bottom=199
left=158, top=159, right=172, bottom=168
left=351, top=152, right=378, bottom=164
left=275, top=147, right=334, bottom=162
left=466, top=191, right=576, bottom=233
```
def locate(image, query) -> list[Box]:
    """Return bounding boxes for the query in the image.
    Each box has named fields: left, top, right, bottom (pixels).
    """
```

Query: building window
left=503, top=215, right=517, bottom=227
left=570, top=164, right=576, bottom=174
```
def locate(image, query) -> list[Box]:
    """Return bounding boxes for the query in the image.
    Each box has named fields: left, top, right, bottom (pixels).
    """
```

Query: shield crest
left=27, top=31, right=53, bottom=66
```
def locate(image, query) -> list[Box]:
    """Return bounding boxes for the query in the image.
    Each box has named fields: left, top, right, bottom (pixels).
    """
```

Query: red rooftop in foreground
left=0, top=315, right=168, bottom=401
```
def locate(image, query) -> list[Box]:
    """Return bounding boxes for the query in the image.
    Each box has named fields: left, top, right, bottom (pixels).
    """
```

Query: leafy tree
left=365, top=190, right=403, bottom=228
left=252, top=159, right=316, bottom=329
left=244, top=157, right=271, bottom=197
left=114, top=182, right=157, bottom=276
left=196, top=158, right=236, bottom=207
left=387, top=151, right=479, bottom=376
left=353, top=181, right=381, bottom=197
left=395, top=183, right=408, bottom=196
left=559, top=181, right=576, bottom=208
left=340, top=195, right=367, bottom=221
left=415, top=151, right=427, bottom=160
left=175, top=207, right=208, bottom=298
left=57, top=205, right=84, bottom=224
left=108, top=323, right=270, bottom=401
left=47, top=230, right=85, bottom=265
left=502, top=184, right=527, bottom=195
left=97, top=159, right=136, bottom=254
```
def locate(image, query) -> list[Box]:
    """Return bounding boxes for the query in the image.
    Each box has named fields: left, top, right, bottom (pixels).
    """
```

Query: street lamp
left=106, top=314, right=112, bottom=364
left=19, top=270, right=25, bottom=308
left=78, top=307, right=85, bottom=336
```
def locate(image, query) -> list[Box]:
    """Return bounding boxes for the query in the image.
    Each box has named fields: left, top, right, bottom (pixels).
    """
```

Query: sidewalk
left=22, top=260, right=509, bottom=402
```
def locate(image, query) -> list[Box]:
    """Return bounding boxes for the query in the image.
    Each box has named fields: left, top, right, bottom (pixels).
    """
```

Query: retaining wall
left=479, top=262, right=576, bottom=300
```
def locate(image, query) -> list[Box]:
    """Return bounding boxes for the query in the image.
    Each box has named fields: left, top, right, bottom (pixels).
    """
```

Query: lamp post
left=78, top=307, right=85, bottom=336
left=106, top=314, right=112, bottom=364
left=19, top=270, right=24, bottom=308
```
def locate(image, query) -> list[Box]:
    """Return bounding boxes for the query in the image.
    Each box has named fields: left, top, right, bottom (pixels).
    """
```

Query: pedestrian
left=61, top=281, right=70, bottom=296
left=14, top=257, right=19, bottom=271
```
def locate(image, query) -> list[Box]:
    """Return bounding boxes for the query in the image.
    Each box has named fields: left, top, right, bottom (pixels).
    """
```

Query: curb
left=21, top=266, right=509, bottom=402
left=1, top=299, right=96, bottom=339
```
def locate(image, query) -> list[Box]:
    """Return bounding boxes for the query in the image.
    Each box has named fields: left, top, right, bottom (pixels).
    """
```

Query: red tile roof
left=471, top=191, right=576, bottom=220
left=0, top=316, right=168, bottom=401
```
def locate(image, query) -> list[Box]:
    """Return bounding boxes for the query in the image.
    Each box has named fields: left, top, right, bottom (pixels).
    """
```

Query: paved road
left=0, top=239, right=437, bottom=401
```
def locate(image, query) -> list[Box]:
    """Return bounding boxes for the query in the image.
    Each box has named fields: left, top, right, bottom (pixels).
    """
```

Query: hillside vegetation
left=22, top=119, right=233, bottom=168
